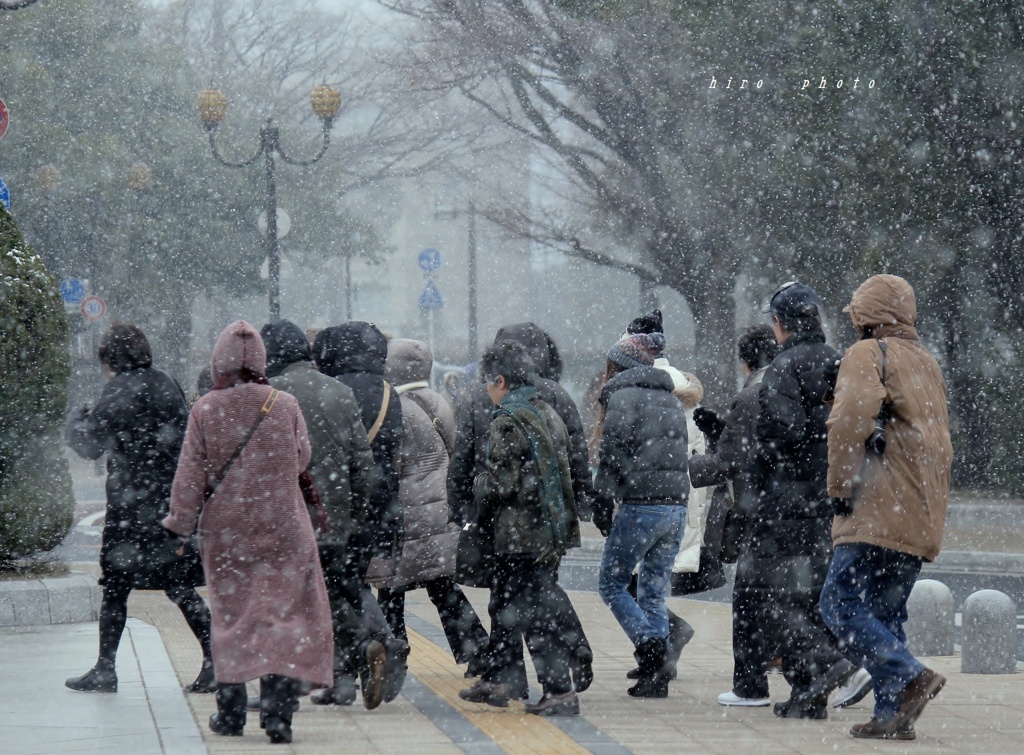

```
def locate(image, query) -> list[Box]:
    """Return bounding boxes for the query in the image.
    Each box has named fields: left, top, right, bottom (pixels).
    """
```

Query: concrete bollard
left=905, top=579, right=955, bottom=656
left=961, top=589, right=1018, bottom=674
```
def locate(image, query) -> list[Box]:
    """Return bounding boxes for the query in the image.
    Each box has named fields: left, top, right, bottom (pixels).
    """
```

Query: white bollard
left=961, top=589, right=1017, bottom=674
left=905, top=579, right=955, bottom=656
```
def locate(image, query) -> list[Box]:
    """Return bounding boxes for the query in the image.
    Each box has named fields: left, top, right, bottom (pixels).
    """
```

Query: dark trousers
left=319, top=543, right=371, bottom=676
left=482, top=556, right=573, bottom=696
left=99, top=577, right=211, bottom=663
left=378, top=577, right=490, bottom=663
left=731, top=587, right=771, bottom=699
left=217, top=675, right=295, bottom=729
left=771, top=587, right=847, bottom=702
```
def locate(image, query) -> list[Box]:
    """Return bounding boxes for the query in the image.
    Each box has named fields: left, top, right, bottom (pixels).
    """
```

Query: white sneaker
left=717, top=690, right=771, bottom=707
left=832, top=667, right=872, bottom=708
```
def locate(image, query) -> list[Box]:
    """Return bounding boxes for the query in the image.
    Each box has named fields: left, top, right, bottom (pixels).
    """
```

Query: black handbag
left=703, top=484, right=747, bottom=565
left=670, top=545, right=727, bottom=596
left=454, top=514, right=496, bottom=588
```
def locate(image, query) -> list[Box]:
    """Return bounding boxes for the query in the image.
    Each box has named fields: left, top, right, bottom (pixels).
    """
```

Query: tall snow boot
left=627, top=637, right=669, bottom=698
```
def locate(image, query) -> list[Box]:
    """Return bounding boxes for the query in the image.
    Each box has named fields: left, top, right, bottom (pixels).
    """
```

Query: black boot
left=210, top=683, right=246, bottom=736
left=381, top=636, right=410, bottom=703
left=665, top=614, right=695, bottom=679
left=627, top=637, right=669, bottom=698
left=260, top=675, right=295, bottom=744
left=65, top=658, right=118, bottom=693
left=186, top=657, right=216, bottom=693
left=310, top=672, right=356, bottom=706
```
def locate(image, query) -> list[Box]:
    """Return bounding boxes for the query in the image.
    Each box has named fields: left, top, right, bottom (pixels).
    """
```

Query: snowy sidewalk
left=4, top=581, right=1023, bottom=753
left=0, top=619, right=202, bottom=755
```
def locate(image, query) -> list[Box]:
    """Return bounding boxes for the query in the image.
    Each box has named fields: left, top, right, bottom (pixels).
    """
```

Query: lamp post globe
left=197, top=88, right=228, bottom=130
left=310, top=84, right=341, bottom=125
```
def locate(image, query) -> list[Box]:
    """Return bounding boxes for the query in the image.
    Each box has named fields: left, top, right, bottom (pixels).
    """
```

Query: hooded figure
left=164, top=321, right=332, bottom=741
left=826, top=274, right=952, bottom=560
left=314, top=322, right=403, bottom=559
left=375, top=338, right=459, bottom=587
left=260, top=320, right=374, bottom=545
left=820, top=274, right=952, bottom=739
left=371, top=339, right=491, bottom=669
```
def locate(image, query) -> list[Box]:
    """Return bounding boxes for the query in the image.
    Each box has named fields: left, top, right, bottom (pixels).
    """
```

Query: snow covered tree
left=0, top=205, right=74, bottom=561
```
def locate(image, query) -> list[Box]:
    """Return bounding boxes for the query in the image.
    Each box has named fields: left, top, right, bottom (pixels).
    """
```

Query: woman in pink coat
left=163, top=321, right=332, bottom=745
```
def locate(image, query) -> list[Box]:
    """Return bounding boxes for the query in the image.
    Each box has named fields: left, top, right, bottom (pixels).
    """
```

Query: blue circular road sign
left=418, top=247, right=441, bottom=272
left=60, top=278, right=86, bottom=304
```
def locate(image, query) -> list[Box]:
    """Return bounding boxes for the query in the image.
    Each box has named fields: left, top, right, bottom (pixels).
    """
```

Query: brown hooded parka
left=826, top=275, right=952, bottom=562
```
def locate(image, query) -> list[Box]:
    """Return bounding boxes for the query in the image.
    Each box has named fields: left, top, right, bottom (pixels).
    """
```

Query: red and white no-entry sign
left=80, top=294, right=107, bottom=322
left=0, top=98, right=9, bottom=140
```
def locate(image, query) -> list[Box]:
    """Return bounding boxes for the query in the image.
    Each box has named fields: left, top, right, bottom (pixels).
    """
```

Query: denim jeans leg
left=636, top=507, right=686, bottom=639
left=820, top=543, right=925, bottom=721
left=599, top=505, right=681, bottom=646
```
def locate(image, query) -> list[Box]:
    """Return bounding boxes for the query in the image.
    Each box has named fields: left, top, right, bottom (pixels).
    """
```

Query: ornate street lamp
left=197, top=84, right=340, bottom=320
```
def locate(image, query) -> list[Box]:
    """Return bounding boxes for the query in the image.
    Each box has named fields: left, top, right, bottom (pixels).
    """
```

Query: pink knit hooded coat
left=163, top=321, right=332, bottom=687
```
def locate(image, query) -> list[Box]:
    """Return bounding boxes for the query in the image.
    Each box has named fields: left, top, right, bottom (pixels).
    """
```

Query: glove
left=693, top=406, right=726, bottom=446
left=593, top=507, right=613, bottom=538
left=830, top=497, right=854, bottom=517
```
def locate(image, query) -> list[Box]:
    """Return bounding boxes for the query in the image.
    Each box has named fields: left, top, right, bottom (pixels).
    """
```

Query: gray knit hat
left=608, top=333, right=657, bottom=369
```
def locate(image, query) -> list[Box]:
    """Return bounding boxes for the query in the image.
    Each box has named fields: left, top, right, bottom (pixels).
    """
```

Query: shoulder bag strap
left=204, top=388, right=280, bottom=503
left=367, top=381, right=391, bottom=445
left=405, top=390, right=454, bottom=457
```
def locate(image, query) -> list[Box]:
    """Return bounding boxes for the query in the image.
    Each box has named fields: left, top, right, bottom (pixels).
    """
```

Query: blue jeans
left=598, top=504, right=686, bottom=647
left=819, top=543, right=925, bottom=721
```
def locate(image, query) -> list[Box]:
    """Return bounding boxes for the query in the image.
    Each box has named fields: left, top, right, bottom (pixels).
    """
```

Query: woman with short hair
left=65, top=321, right=213, bottom=695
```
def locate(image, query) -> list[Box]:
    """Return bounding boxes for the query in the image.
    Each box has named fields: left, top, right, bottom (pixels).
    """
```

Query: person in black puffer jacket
left=593, top=333, right=689, bottom=699
left=752, top=282, right=853, bottom=720
left=314, top=322, right=409, bottom=705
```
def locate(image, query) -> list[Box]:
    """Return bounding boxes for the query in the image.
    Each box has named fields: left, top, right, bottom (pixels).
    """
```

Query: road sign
left=418, top=247, right=441, bottom=273
left=0, top=98, right=8, bottom=140
left=60, top=278, right=86, bottom=304
left=80, top=294, right=107, bottom=322
left=418, top=279, right=444, bottom=309
left=0, top=176, right=10, bottom=210
left=257, top=208, right=291, bottom=239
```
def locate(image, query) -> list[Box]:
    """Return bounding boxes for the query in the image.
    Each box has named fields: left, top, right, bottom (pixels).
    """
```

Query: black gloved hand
left=693, top=406, right=726, bottom=446
left=593, top=507, right=613, bottom=538
left=830, top=497, right=854, bottom=517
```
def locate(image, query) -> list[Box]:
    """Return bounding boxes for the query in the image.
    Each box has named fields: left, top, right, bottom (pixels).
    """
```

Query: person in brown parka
left=819, top=274, right=952, bottom=742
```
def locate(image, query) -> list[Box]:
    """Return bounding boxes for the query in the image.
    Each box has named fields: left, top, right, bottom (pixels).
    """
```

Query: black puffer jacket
left=314, top=322, right=402, bottom=560
left=66, top=367, right=202, bottom=589
left=593, top=366, right=689, bottom=521
left=746, top=329, right=841, bottom=592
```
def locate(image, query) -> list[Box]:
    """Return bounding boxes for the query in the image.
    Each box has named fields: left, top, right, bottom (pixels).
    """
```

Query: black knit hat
left=627, top=309, right=663, bottom=336
left=626, top=309, right=666, bottom=355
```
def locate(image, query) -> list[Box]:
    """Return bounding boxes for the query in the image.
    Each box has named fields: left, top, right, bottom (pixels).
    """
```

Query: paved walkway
left=4, top=574, right=1023, bottom=754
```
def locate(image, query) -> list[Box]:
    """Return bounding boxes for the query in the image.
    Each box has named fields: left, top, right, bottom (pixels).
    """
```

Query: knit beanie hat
left=608, top=333, right=657, bottom=369
left=625, top=309, right=667, bottom=356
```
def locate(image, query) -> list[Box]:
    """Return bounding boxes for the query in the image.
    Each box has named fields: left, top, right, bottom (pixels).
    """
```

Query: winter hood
left=599, top=365, right=676, bottom=406
left=384, top=338, right=432, bottom=386
left=844, top=274, right=918, bottom=339
left=314, top=321, right=388, bottom=377
left=211, top=320, right=266, bottom=386
left=260, top=320, right=312, bottom=378
left=493, top=322, right=562, bottom=382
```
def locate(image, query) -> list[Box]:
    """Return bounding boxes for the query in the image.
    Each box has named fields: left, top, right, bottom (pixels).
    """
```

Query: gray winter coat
left=369, top=339, right=460, bottom=588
